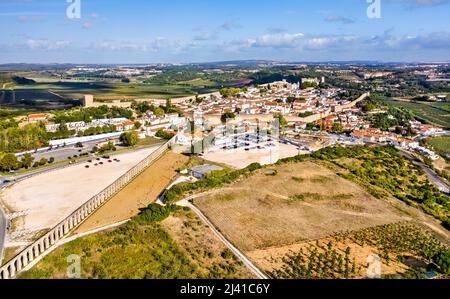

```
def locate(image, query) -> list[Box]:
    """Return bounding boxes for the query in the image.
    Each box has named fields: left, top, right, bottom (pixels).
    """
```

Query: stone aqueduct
left=0, top=140, right=173, bottom=279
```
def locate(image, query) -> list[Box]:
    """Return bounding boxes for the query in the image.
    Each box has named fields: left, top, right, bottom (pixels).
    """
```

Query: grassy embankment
left=20, top=204, right=251, bottom=279
left=387, top=99, right=450, bottom=128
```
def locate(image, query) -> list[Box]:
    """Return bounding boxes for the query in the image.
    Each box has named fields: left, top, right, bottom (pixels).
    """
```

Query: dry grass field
left=21, top=208, right=251, bottom=279
left=194, top=161, right=406, bottom=252
left=161, top=210, right=253, bottom=278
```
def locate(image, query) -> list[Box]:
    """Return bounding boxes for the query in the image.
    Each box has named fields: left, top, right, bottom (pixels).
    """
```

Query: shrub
left=132, top=203, right=178, bottom=224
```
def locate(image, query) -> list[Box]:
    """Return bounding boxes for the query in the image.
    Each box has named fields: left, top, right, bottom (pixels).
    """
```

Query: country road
left=177, top=199, right=269, bottom=279
left=397, top=148, right=450, bottom=194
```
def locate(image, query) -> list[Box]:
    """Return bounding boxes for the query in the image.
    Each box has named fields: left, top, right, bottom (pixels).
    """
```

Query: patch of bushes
left=131, top=203, right=179, bottom=224
left=165, top=162, right=262, bottom=203
left=312, top=145, right=449, bottom=225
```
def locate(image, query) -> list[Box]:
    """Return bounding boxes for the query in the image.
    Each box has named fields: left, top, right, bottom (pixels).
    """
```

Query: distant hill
left=0, top=74, right=35, bottom=88
left=11, top=76, right=35, bottom=85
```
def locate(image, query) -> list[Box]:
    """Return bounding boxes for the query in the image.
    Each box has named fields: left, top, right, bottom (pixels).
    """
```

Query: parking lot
left=0, top=146, right=159, bottom=241
left=16, top=138, right=124, bottom=165
left=203, top=133, right=305, bottom=169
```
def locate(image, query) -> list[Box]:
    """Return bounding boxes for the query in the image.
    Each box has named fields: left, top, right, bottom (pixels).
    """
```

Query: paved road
left=398, top=148, right=450, bottom=194
left=0, top=208, right=6, bottom=265
left=177, top=199, right=269, bottom=279
left=16, top=138, right=124, bottom=165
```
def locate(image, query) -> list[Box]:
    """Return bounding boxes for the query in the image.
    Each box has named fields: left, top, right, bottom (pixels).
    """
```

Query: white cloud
left=16, top=14, right=45, bottom=22
left=82, top=21, right=93, bottom=29
left=387, top=0, right=450, bottom=7
left=193, top=31, right=218, bottom=41
left=220, top=21, right=242, bottom=31
left=26, top=39, right=71, bottom=50
left=250, top=32, right=305, bottom=48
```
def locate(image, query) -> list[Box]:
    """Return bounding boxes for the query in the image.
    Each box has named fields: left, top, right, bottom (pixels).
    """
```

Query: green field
left=425, top=136, right=450, bottom=155
left=387, top=99, right=450, bottom=128
left=178, top=79, right=216, bottom=87
left=11, top=80, right=218, bottom=101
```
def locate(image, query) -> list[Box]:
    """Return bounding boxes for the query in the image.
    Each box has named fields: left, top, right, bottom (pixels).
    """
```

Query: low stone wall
left=333, top=92, right=370, bottom=113
left=0, top=139, right=173, bottom=279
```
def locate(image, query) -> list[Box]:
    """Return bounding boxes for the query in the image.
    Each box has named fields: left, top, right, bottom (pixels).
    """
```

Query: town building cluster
left=24, top=78, right=448, bottom=163
left=190, top=79, right=348, bottom=117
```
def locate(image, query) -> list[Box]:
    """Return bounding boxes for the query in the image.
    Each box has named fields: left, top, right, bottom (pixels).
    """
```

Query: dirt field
left=194, top=161, right=406, bottom=252
left=161, top=209, right=253, bottom=278
left=433, top=157, right=450, bottom=176
left=203, top=142, right=305, bottom=169
left=75, top=151, right=189, bottom=233
left=0, top=146, right=159, bottom=239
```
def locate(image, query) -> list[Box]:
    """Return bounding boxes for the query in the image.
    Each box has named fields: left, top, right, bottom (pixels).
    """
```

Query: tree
left=0, top=153, right=18, bottom=171
left=155, top=129, right=176, bottom=140
left=298, top=111, right=314, bottom=118
left=120, top=131, right=139, bottom=146
left=302, top=82, right=318, bottom=89
left=221, top=112, right=236, bottom=123
left=195, top=96, right=203, bottom=104
left=220, top=87, right=245, bottom=98
left=134, top=122, right=142, bottom=130
left=433, top=251, right=450, bottom=274
left=39, top=158, right=48, bottom=166
left=153, top=108, right=165, bottom=117
left=332, top=123, right=344, bottom=133
left=165, top=98, right=172, bottom=110
left=21, top=153, right=34, bottom=169
left=274, top=113, right=288, bottom=127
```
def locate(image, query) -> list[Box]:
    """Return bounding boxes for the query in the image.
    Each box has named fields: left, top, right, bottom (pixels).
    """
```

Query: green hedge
left=165, top=162, right=262, bottom=203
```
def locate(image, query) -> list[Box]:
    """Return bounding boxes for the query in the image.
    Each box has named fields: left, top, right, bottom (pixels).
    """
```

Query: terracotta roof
left=28, top=113, right=46, bottom=119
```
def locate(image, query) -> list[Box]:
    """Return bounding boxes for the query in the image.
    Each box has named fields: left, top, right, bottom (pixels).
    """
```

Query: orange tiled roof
left=28, top=113, right=46, bottom=119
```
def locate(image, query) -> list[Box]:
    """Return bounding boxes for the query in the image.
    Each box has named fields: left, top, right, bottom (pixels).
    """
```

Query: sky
left=0, top=0, right=449, bottom=64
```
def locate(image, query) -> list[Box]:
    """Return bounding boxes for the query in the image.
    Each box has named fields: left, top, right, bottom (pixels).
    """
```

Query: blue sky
left=1, top=0, right=449, bottom=63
